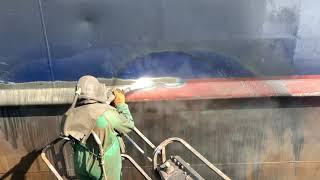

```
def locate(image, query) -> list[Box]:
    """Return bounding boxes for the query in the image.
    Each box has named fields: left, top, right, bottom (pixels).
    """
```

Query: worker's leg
left=103, top=139, right=122, bottom=180
left=74, top=144, right=97, bottom=180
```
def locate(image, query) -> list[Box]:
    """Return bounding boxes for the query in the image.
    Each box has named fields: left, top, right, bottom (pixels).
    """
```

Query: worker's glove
left=113, top=88, right=125, bottom=105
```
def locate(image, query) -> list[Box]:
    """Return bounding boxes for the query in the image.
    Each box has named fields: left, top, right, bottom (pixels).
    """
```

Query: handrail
left=41, top=136, right=153, bottom=180
left=133, top=127, right=156, bottom=149
left=41, top=138, right=66, bottom=180
left=121, top=154, right=152, bottom=180
left=153, top=137, right=231, bottom=180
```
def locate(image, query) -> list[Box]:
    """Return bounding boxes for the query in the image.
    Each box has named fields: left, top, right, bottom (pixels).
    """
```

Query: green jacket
left=73, top=103, right=134, bottom=180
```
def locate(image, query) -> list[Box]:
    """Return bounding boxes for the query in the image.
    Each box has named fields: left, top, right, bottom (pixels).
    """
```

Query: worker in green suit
left=63, top=75, right=134, bottom=180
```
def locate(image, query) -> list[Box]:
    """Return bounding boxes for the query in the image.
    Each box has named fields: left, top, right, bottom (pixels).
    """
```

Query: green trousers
left=73, top=103, right=134, bottom=180
left=74, top=137, right=121, bottom=180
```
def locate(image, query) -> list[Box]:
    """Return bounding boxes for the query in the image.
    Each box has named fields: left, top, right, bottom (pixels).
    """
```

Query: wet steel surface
left=1, top=97, right=320, bottom=179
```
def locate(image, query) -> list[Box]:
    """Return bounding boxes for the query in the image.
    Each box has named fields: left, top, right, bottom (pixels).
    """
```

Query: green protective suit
left=72, top=103, right=134, bottom=180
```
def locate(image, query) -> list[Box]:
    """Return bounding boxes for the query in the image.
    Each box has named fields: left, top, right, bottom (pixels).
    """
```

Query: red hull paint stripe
left=126, top=75, right=320, bottom=102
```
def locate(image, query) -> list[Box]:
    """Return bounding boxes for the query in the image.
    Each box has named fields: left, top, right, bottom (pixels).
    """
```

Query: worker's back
left=61, top=76, right=134, bottom=180
left=66, top=102, right=122, bottom=180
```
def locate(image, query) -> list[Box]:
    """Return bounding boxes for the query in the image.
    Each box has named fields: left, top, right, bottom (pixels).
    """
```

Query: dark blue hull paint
left=0, top=0, right=319, bottom=82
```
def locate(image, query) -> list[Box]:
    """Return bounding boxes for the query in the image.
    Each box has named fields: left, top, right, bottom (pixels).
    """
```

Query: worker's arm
left=110, top=103, right=134, bottom=134
left=96, top=89, right=134, bottom=134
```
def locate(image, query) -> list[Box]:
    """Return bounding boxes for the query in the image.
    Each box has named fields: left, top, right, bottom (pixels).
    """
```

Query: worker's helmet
left=76, top=75, right=107, bottom=103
